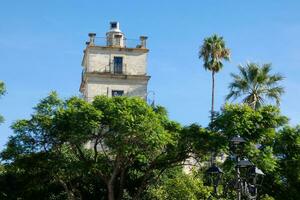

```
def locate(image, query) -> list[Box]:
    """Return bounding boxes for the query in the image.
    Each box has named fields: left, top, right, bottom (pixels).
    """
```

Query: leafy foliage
left=226, top=63, right=284, bottom=109
left=182, top=124, right=227, bottom=158
left=0, top=81, right=5, bottom=97
left=0, top=94, right=193, bottom=200
left=1, top=92, right=300, bottom=199
left=272, top=126, right=300, bottom=200
left=209, top=104, right=291, bottom=199
left=199, top=34, right=230, bottom=73
left=145, top=168, right=211, bottom=200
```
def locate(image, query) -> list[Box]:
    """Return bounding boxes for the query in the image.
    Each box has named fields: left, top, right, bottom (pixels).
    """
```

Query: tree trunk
left=107, top=158, right=121, bottom=200
left=108, top=182, right=115, bottom=200
left=211, top=70, right=215, bottom=122
left=118, top=169, right=125, bottom=200
left=58, top=179, right=75, bottom=200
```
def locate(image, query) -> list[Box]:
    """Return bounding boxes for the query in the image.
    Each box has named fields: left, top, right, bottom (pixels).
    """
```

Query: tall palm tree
left=199, top=34, right=230, bottom=121
left=0, top=81, right=5, bottom=96
left=226, top=63, right=284, bottom=110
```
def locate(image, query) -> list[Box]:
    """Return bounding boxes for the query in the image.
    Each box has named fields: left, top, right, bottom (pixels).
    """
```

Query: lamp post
left=231, top=135, right=246, bottom=200
left=206, top=164, right=223, bottom=195
left=146, top=90, right=155, bottom=106
left=206, top=135, right=265, bottom=200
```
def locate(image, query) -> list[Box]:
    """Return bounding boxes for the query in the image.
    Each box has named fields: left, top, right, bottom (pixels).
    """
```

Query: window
left=111, top=22, right=117, bottom=29
left=113, top=57, right=123, bottom=74
left=112, top=90, right=124, bottom=97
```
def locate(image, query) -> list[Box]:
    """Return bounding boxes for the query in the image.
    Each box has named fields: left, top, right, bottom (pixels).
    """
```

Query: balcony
left=85, top=63, right=128, bottom=75
left=86, top=34, right=147, bottom=49
left=81, top=66, right=148, bottom=83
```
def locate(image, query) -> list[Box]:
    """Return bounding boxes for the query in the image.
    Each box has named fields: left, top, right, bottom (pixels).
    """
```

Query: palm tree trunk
left=210, top=70, right=216, bottom=165
left=211, top=70, right=215, bottom=122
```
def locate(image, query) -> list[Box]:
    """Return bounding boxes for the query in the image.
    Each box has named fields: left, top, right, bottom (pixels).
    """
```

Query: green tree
left=199, top=34, right=230, bottom=120
left=145, top=168, right=211, bottom=200
left=0, top=92, right=69, bottom=199
left=226, top=63, right=284, bottom=110
left=210, top=104, right=288, bottom=199
left=1, top=94, right=192, bottom=200
left=261, top=194, right=275, bottom=200
left=273, top=126, right=300, bottom=200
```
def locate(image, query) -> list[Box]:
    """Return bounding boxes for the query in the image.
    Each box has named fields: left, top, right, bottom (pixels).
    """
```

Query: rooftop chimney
left=106, top=21, right=124, bottom=47
left=88, top=33, right=96, bottom=46
left=139, top=36, right=148, bottom=48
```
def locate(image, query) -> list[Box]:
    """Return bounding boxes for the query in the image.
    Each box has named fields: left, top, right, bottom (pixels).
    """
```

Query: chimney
left=88, top=33, right=96, bottom=46
left=139, top=36, right=148, bottom=48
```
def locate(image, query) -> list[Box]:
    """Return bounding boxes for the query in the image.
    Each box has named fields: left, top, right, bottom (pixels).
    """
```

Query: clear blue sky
left=1, top=0, right=300, bottom=150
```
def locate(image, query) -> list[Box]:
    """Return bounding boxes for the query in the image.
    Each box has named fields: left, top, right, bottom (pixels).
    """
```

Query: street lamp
left=245, top=166, right=265, bottom=199
left=206, top=135, right=265, bottom=200
left=146, top=90, right=155, bottom=106
left=206, top=164, right=223, bottom=195
left=249, top=166, right=265, bottom=183
left=230, top=135, right=246, bottom=145
left=237, top=159, right=253, bottom=168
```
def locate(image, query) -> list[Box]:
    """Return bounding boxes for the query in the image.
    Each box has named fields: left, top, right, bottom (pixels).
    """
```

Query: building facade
left=80, top=22, right=150, bottom=101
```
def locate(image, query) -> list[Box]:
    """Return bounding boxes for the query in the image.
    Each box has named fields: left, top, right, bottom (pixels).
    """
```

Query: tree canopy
left=0, top=93, right=199, bottom=200
left=2, top=92, right=299, bottom=199
left=226, top=63, right=284, bottom=110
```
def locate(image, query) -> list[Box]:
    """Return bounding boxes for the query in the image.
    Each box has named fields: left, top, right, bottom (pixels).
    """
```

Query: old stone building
left=80, top=22, right=150, bottom=101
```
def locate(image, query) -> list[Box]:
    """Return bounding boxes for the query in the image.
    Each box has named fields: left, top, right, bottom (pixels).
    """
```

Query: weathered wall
left=85, top=76, right=147, bottom=101
left=86, top=48, right=147, bottom=75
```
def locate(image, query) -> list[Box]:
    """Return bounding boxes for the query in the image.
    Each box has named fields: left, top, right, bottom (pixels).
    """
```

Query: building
left=80, top=22, right=150, bottom=101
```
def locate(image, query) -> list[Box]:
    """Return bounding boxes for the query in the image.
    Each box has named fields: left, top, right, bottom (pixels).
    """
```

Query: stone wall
left=85, top=75, right=148, bottom=101
left=86, top=47, right=147, bottom=75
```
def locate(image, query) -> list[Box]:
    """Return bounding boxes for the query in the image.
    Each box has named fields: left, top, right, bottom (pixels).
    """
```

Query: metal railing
left=91, top=37, right=141, bottom=48
left=84, top=63, right=128, bottom=75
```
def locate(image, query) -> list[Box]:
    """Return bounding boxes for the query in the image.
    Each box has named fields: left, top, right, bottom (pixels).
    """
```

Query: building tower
left=80, top=22, right=150, bottom=101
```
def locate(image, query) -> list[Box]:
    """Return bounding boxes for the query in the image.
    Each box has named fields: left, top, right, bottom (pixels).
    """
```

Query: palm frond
left=238, top=64, right=249, bottom=83
left=266, top=73, right=284, bottom=86
left=265, top=86, right=285, bottom=105
left=0, top=81, right=5, bottom=96
left=226, top=62, right=284, bottom=109
left=226, top=90, right=241, bottom=101
left=199, top=34, right=230, bottom=73
left=247, top=63, right=259, bottom=84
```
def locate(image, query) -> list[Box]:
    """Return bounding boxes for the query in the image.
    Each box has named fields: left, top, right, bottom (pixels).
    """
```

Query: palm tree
left=199, top=34, right=230, bottom=121
left=226, top=63, right=284, bottom=110
left=0, top=81, right=5, bottom=96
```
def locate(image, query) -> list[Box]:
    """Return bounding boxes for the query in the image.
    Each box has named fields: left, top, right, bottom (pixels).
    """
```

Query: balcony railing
left=86, top=34, right=148, bottom=49
left=91, top=37, right=142, bottom=48
left=84, top=63, right=128, bottom=75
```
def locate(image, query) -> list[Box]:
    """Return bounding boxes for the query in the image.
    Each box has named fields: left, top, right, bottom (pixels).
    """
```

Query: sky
left=0, top=0, right=300, bottom=150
